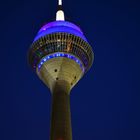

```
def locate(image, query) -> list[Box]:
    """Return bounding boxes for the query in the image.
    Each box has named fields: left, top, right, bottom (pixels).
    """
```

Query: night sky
left=1, top=0, right=140, bottom=140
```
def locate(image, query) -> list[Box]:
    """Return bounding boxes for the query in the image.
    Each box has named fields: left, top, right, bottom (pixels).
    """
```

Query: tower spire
left=56, top=0, right=65, bottom=21
left=58, top=0, right=62, bottom=5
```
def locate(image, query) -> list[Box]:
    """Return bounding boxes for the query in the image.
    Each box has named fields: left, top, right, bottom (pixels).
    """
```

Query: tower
left=28, top=0, right=94, bottom=140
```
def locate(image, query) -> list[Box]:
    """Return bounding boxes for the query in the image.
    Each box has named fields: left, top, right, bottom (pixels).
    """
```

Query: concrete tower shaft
left=50, top=81, right=72, bottom=140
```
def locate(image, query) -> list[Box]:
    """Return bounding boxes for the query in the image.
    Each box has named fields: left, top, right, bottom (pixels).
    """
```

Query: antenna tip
left=58, top=0, right=62, bottom=6
left=56, top=0, right=64, bottom=21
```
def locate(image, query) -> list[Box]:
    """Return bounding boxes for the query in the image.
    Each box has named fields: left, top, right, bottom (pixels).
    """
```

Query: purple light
left=37, top=52, right=85, bottom=73
left=33, top=21, right=88, bottom=43
left=39, top=21, right=83, bottom=33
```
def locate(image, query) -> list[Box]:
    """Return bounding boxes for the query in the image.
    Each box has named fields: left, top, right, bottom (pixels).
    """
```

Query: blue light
left=71, top=56, right=74, bottom=59
left=76, top=59, right=79, bottom=63
left=61, top=53, right=64, bottom=56
left=39, top=21, right=83, bottom=33
left=37, top=52, right=85, bottom=73
left=33, top=21, right=88, bottom=43
left=67, top=54, right=70, bottom=57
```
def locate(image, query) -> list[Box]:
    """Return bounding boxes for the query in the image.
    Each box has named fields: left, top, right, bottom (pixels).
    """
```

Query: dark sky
left=1, top=0, right=140, bottom=140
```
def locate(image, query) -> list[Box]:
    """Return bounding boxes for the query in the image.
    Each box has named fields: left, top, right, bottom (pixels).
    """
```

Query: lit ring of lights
left=37, top=52, right=85, bottom=72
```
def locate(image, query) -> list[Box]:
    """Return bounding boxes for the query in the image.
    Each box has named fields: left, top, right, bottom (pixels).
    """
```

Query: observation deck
left=28, top=21, right=93, bottom=91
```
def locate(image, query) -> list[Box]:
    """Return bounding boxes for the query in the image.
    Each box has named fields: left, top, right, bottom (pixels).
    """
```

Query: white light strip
left=56, top=10, right=65, bottom=21
left=59, top=0, right=62, bottom=5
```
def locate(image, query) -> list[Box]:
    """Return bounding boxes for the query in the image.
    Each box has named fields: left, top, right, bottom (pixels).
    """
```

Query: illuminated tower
left=28, top=0, right=94, bottom=140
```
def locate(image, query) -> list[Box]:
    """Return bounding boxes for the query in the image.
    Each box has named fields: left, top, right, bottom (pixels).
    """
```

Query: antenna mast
left=56, top=0, right=65, bottom=21
left=58, top=0, right=62, bottom=5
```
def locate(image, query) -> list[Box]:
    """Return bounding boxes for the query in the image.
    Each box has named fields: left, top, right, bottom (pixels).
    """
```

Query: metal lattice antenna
left=56, top=0, right=65, bottom=21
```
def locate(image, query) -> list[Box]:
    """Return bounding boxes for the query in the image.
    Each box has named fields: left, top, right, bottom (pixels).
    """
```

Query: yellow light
left=56, top=10, right=65, bottom=21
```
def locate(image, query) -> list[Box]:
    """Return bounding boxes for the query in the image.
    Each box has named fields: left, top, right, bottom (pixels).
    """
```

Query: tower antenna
left=58, top=0, right=62, bottom=6
left=56, top=0, right=65, bottom=21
